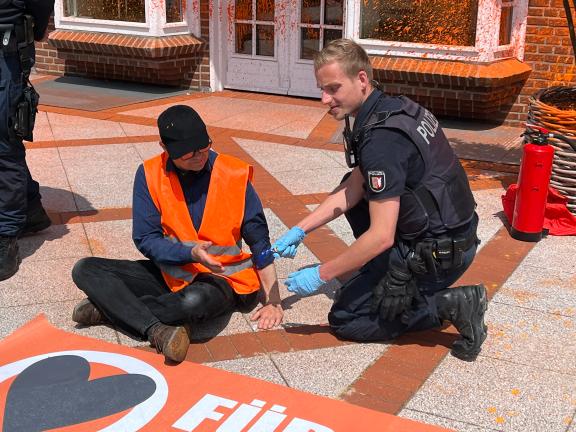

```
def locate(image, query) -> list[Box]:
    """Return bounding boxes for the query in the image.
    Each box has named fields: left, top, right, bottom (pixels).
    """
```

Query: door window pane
left=63, top=0, right=145, bottom=22
left=361, top=0, right=478, bottom=46
left=301, top=27, right=320, bottom=60
left=256, top=25, right=275, bottom=56
left=257, top=0, right=274, bottom=21
left=301, top=0, right=321, bottom=25
left=235, top=0, right=253, bottom=20
left=166, top=0, right=184, bottom=23
left=324, top=0, right=343, bottom=26
left=324, top=28, right=342, bottom=45
left=236, top=23, right=252, bottom=54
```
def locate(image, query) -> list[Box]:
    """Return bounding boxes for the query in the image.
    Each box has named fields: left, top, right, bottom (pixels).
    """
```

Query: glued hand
left=250, top=303, right=284, bottom=329
left=272, top=226, right=306, bottom=259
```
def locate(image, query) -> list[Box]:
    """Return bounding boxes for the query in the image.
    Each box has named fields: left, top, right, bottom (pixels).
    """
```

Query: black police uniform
left=0, top=0, right=54, bottom=280
left=328, top=89, right=486, bottom=360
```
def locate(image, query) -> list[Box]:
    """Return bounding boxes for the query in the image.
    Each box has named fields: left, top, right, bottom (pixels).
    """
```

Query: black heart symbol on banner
left=3, top=355, right=157, bottom=431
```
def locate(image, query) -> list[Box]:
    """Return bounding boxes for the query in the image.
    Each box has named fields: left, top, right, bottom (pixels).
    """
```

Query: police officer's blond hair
left=314, top=39, right=373, bottom=80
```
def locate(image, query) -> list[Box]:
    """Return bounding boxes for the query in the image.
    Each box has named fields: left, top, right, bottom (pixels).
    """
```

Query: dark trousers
left=0, top=51, right=41, bottom=237
left=72, top=257, right=258, bottom=338
left=328, top=196, right=478, bottom=342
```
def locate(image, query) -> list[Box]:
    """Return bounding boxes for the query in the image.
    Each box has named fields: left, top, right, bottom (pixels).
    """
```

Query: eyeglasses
left=191, top=142, right=211, bottom=157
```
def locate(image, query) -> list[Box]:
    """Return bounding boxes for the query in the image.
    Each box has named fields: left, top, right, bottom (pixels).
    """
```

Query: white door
left=225, top=0, right=290, bottom=93
left=222, top=0, right=344, bottom=96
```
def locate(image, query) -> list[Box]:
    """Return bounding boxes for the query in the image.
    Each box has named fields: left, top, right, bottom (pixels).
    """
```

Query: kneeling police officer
left=0, top=0, right=54, bottom=281
left=273, top=39, right=488, bottom=361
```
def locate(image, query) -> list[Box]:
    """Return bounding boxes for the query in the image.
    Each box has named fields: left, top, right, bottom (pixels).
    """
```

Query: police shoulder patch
left=367, top=171, right=386, bottom=193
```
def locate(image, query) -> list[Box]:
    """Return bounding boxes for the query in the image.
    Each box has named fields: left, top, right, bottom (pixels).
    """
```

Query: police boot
left=72, top=298, right=109, bottom=326
left=147, top=323, right=190, bottom=363
left=0, top=236, right=20, bottom=281
left=435, top=284, right=488, bottom=361
left=21, top=200, right=52, bottom=236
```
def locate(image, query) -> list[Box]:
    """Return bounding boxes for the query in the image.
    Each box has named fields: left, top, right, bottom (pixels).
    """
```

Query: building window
left=499, top=2, right=514, bottom=45
left=360, top=0, right=478, bottom=46
left=347, top=0, right=527, bottom=62
left=166, top=0, right=184, bottom=23
left=63, top=0, right=146, bottom=22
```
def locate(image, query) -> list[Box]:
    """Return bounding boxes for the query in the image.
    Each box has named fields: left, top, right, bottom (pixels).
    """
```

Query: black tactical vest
left=360, top=95, right=476, bottom=239
left=0, top=1, right=25, bottom=24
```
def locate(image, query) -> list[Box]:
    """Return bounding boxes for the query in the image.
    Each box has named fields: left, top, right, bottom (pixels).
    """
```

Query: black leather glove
left=371, top=264, right=417, bottom=321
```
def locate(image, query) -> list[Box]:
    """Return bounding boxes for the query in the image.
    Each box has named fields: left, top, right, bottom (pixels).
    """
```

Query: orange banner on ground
left=0, top=316, right=449, bottom=432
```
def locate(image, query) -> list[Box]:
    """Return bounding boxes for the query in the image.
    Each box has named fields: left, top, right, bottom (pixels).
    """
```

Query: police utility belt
left=0, top=16, right=40, bottom=142
left=407, top=231, right=478, bottom=276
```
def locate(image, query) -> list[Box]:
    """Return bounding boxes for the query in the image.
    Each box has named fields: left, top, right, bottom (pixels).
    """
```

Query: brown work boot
left=147, top=323, right=190, bottom=363
left=72, top=298, right=108, bottom=326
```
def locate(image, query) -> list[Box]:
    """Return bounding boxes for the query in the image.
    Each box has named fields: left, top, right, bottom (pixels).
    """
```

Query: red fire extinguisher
left=511, top=124, right=576, bottom=242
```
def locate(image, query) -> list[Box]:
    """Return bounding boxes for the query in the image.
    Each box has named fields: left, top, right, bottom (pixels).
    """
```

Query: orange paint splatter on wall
left=360, top=0, right=478, bottom=46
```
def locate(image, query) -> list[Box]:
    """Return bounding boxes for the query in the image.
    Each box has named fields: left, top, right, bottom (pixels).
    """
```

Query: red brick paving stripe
left=27, top=135, right=159, bottom=149
left=342, top=225, right=537, bottom=414
left=136, top=326, right=349, bottom=362
left=47, top=207, right=132, bottom=225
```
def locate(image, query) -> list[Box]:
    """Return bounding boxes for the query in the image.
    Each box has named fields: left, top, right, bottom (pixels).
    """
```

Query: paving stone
left=133, top=142, right=163, bottom=161
left=493, top=265, right=576, bottom=317
left=399, top=409, right=493, bottom=432
left=483, top=302, right=576, bottom=374
left=47, top=112, right=126, bottom=141
left=271, top=344, right=388, bottom=398
left=0, top=300, right=119, bottom=344
left=237, top=138, right=348, bottom=195
left=207, top=355, right=287, bottom=386
left=520, top=235, right=576, bottom=274
left=0, top=258, right=81, bottom=308
left=82, top=219, right=143, bottom=260
left=473, top=188, right=506, bottom=251
left=405, top=355, right=576, bottom=432
left=17, top=223, right=91, bottom=262
left=26, top=147, right=77, bottom=212
left=59, top=144, right=142, bottom=210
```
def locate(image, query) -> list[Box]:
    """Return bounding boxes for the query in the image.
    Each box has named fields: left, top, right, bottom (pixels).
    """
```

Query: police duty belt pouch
left=13, top=82, right=39, bottom=142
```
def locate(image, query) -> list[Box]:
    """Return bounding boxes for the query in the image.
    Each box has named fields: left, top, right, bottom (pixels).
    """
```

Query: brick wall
left=502, top=0, right=575, bottom=126
left=34, top=12, right=211, bottom=90
left=371, top=57, right=532, bottom=122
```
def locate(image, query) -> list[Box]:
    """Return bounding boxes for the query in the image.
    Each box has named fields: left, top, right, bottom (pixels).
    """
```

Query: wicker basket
left=527, top=86, right=576, bottom=214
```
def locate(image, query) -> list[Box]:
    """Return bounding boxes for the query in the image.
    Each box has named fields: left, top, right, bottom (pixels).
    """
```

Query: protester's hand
left=284, top=265, right=325, bottom=296
left=191, top=241, right=224, bottom=273
left=251, top=303, right=283, bottom=329
left=272, top=226, right=306, bottom=259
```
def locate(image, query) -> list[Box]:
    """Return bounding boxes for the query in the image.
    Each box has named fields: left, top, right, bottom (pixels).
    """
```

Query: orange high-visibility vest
left=143, top=151, right=261, bottom=294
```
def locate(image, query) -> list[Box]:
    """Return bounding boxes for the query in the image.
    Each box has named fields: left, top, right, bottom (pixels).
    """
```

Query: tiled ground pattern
left=1, top=87, right=574, bottom=432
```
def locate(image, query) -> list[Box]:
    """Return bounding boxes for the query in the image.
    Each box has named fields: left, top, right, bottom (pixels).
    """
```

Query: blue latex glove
left=285, top=265, right=325, bottom=296
left=272, top=226, right=306, bottom=259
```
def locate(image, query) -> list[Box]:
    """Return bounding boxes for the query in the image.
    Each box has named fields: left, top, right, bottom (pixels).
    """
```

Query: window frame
left=54, top=0, right=200, bottom=37
left=344, top=0, right=528, bottom=62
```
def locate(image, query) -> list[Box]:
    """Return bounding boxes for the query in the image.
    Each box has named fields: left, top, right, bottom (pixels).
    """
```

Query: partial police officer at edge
left=273, top=39, right=488, bottom=361
left=0, top=0, right=55, bottom=280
